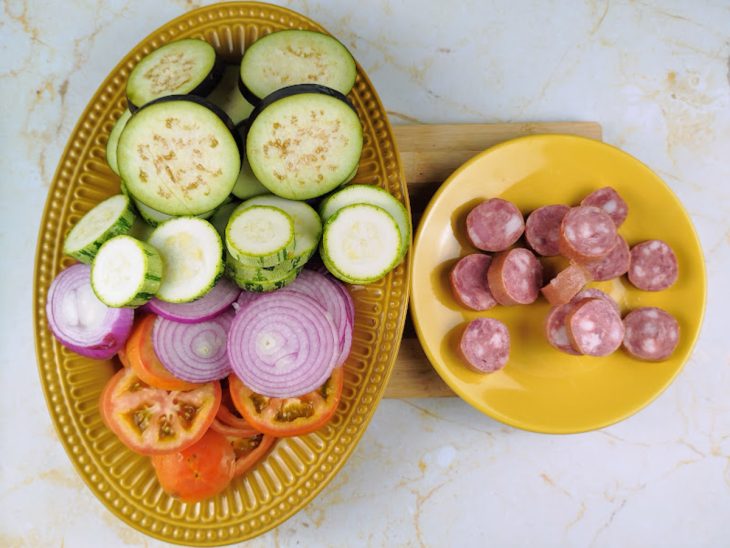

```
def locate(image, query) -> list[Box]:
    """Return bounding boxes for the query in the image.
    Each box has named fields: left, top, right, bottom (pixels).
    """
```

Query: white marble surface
left=1, top=0, right=729, bottom=546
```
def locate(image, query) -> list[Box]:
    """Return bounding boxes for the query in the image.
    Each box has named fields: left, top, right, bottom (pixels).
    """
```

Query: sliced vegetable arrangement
left=47, top=29, right=408, bottom=503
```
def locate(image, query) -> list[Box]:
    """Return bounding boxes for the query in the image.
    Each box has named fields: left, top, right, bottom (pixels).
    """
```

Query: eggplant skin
left=238, top=77, right=264, bottom=107
left=127, top=57, right=225, bottom=113
left=138, top=94, right=243, bottom=156
left=243, top=83, right=358, bottom=143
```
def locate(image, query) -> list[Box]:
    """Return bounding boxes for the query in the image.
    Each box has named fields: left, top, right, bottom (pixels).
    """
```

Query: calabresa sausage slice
left=583, top=236, right=630, bottom=281
left=559, top=206, right=618, bottom=261
left=580, top=186, right=628, bottom=227
left=466, top=198, right=524, bottom=252
left=525, top=204, right=569, bottom=257
left=545, top=302, right=581, bottom=355
left=622, top=307, right=679, bottom=361
left=459, top=318, right=510, bottom=373
left=487, top=248, right=542, bottom=305
left=566, top=298, right=624, bottom=356
left=449, top=254, right=496, bottom=311
left=541, top=263, right=590, bottom=306
left=628, top=240, right=678, bottom=291
left=573, top=288, right=620, bottom=314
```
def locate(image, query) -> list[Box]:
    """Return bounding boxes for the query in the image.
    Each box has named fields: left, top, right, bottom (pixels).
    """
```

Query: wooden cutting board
left=383, top=122, right=603, bottom=398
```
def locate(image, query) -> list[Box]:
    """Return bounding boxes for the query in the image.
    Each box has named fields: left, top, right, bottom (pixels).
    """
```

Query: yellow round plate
left=410, top=134, right=705, bottom=434
left=32, top=3, right=409, bottom=545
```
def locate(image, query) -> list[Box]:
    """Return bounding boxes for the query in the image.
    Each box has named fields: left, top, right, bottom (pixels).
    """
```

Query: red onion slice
left=152, top=310, right=234, bottom=382
left=46, top=263, right=134, bottom=359
left=227, top=290, right=338, bottom=398
left=146, top=278, right=240, bottom=323
left=287, top=270, right=354, bottom=366
left=232, top=290, right=261, bottom=314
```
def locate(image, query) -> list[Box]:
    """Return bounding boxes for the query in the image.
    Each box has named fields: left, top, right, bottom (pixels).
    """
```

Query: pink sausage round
left=628, top=240, right=678, bottom=291
left=580, top=186, right=629, bottom=227
left=622, top=307, right=679, bottom=361
left=567, top=298, right=624, bottom=356
left=466, top=198, right=524, bottom=252
left=573, top=288, right=620, bottom=314
left=541, top=263, right=590, bottom=306
left=449, top=254, right=496, bottom=311
left=559, top=206, right=618, bottom=261
left=584, top=236, right=630, bottom=281
left=545, top=302, right=581, bottom=355
left=459, top=318, right=510, bottom=373
left=487, top=248, right=543, bottom=305
left=525, top=205, right=570, bottom=257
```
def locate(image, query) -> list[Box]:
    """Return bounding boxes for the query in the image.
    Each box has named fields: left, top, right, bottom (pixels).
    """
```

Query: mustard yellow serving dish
left=32, top=3, right=410, bottom=544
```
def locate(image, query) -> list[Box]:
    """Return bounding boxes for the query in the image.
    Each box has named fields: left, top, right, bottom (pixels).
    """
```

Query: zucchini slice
left=206, top=64, right=254, bottom=125
left=126, top=39, right=223, bottom=111
left=91, top=235, right=162, bottom=307
left=225, top=205, right=294, bottom=268
left=239, top=30, right=356, bottom=104
left=240, top=194, right=322, bottom=268
left=226, top=253, right=302, bottom=292
left=319, top=184, right=410, bottom=259
left=63, top=194, right=136, bottom=264
left=118, top=97, right=240, bottom=215
left=245, top=84, right=363, bottom=200
left=148, top=217, right=223, bottom=303
left=320, top=203, right=401, bottom=284
left=106, top=109, right=132, bottom=175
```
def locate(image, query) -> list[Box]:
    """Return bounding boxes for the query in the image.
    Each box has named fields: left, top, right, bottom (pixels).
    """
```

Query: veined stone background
left=1, top=1, right=729, bottom=546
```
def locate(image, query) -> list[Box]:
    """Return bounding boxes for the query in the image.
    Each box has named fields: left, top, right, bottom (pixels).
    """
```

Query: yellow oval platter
left=32, top=3, right=409, bottom=545
left=411, top=134, right=706, bottom=434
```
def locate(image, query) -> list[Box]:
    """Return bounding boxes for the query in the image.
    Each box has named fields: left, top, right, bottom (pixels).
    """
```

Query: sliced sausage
left=525, top=204, right=570, bottom=256
left=622, top=307, right=679, bottom=361
left=580, top=186, right=628, bottom=227
left=573, top=288, right=620, bottom=314
left=459, top=318, right=510, bottom=373
left=566, top=298, right=624, bottom=356
left=487, top=248, right=542, bottom=305
left=584, top=236, right=630, bottom=281
left=449, top=254, right=496, bottom=311
left=466, top=198, right=524, bottom=252
left=540, top=263, right=591, bottom=305
left=558, top=206, right=618, bottom=261
left=545, top=302, right=581, bottom=355
left=628, top=240, right=678, bottom=291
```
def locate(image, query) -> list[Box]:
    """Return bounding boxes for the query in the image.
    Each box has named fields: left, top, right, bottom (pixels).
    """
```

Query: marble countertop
left=2, top=0, right=729, bottom=546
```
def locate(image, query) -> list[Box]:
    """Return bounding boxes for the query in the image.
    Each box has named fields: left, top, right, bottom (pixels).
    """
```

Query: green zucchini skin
left=91, top=235, right=163, bottom=307
left=63, top=194, right=136, bottom=264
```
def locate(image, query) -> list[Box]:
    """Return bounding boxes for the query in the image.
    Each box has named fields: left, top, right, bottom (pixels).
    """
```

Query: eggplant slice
left=244, top=84, right=363, bottom=201
left=239, top=30, right=356, bottom=105
left=126, top=39, right=223, bottom=111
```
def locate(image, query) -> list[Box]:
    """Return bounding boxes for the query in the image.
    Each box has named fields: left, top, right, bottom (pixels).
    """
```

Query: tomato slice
left=151, top=429, right=235, bottom=502
left=214, top=388, right=259, bottom=435
left=228, top=367, right=344, bottom=437
left=126, top=314, right=199, bottom=391
left=227, top=431, right=276, bottom=478
left=101, top=367, right=221, bottom=455
left=117, top=344, right=130, bottom=368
